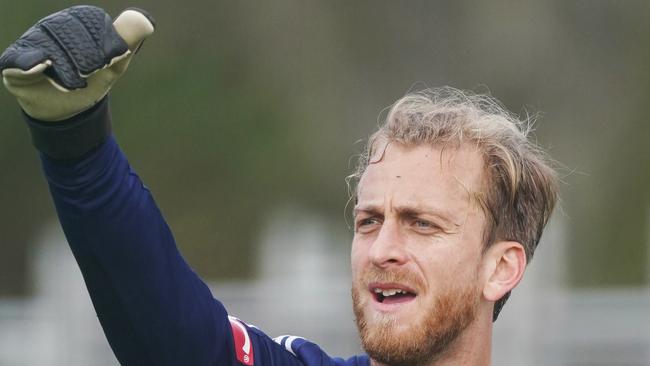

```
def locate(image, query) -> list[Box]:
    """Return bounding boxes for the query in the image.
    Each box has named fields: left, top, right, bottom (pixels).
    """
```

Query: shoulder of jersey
left=229, top=316, right=369, bottom=366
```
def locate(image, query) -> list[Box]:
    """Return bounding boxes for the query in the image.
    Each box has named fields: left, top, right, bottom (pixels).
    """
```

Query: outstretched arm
left=36, top=100, right=234, bottom=364
left=0, top=7, right=236, bottom=365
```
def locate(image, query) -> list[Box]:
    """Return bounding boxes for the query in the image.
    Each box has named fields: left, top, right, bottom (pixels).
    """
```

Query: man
left=1, top=6, right=558, bottom=366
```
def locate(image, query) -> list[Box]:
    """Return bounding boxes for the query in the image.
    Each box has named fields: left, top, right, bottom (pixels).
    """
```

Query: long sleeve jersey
left=26, top=97, right=370, bottom=366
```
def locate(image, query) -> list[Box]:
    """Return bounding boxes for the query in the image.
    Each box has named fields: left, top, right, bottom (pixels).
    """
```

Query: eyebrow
left=353, top=203, right=462, bottom=228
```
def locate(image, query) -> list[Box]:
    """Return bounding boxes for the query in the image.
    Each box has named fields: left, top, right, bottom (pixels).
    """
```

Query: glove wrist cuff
left=23, top=96, right=112, bottom=160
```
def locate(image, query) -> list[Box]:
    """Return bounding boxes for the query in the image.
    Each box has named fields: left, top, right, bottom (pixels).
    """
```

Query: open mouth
left=370, top=285, right=417, bottom=305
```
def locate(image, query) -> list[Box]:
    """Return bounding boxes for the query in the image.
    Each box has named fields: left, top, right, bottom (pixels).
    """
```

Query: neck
left=370, top=313, right=493, bottom=366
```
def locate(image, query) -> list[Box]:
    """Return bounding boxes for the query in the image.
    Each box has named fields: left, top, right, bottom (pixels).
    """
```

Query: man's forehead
left=357, top=142, right=486, bottom=213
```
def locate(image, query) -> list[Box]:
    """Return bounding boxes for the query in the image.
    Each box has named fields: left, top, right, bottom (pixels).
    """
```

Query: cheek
left=416, top=244, right=477, bottom=286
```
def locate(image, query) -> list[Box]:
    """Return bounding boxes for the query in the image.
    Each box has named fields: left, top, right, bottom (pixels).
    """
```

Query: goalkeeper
left=1, top=6, right=363, bottom=366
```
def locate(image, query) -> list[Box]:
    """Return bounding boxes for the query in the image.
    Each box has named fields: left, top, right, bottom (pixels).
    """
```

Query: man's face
left=351, top=142, right=488, bottom=365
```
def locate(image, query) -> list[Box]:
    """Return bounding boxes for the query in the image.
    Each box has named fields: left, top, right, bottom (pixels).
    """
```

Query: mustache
left=358, top=267, right=425, bottom=291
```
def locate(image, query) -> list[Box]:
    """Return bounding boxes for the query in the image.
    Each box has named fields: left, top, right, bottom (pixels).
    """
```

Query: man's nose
left=368, top=220, right=408, bottom=268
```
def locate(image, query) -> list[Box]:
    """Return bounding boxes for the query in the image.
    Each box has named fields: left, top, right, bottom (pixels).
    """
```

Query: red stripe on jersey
left=229, top=317, right=255, bottom=365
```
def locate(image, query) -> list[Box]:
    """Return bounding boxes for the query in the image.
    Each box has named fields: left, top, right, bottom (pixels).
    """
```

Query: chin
left=352, top=283, right=480, bottom=366
left=365, top=300, right=422, bottom=334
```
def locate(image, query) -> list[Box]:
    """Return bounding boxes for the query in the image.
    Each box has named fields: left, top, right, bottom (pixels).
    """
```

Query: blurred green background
left=0, top=0, right=648, bottom=297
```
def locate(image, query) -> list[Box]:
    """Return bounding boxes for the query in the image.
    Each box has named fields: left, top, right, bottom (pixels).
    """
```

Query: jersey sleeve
left=26, top=97, right=249, bottom=365
left=34, top=101, right=233, bottom=364
left=25, top=97, right=364, bottom=366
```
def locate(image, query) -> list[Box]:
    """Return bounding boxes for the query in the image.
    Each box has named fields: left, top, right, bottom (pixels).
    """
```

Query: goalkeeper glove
left=0, top=6, right=155, bottom=122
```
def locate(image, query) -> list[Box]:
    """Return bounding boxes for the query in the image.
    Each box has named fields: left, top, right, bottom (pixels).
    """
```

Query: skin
left=351, top=142, right=526, bottom=366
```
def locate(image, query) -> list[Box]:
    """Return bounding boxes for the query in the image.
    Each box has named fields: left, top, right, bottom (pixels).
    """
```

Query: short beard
left=352, top=269, right=479, bottom=366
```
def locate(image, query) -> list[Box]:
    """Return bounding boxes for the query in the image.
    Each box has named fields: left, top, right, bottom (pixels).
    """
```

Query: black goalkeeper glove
left=0, top=6, right=155, bottom=121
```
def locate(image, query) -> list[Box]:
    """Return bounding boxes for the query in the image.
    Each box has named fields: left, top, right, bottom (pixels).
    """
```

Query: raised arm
left=0, top=7, right=237, bottom=364
left=36, top=101, right=234, bottom=364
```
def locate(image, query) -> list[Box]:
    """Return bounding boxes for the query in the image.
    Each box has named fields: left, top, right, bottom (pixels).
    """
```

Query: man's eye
left=412, top=219, right=438, bottom=232
left=359, top=218, right=378, bottom=226
left=356, top=218, right=380, bottom=231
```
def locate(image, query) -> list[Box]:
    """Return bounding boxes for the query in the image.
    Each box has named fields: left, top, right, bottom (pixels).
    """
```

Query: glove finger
left=113, top=9, right=155, bottom=52
left=105, top=9, right=155, bottom=77
left=3, top=64, right=72, bottom=93
left=2, top=61, right=50, bottom=81
left=0, top=39, right=48, bottom=72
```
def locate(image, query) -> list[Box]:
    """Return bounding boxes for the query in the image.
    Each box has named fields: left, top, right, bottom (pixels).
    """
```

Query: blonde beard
left=352, top=270, right=480, bottom=366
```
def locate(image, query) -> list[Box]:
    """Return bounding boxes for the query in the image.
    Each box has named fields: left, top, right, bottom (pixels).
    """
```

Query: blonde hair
left=350, top=87, right=559, bottom=320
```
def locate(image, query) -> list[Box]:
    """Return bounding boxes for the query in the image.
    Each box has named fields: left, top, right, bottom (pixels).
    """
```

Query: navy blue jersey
left=32, top=99, right=370, bottom=366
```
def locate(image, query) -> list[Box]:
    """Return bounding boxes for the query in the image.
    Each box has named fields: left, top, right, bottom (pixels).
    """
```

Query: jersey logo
left=229, top=316, right=254, bottom=365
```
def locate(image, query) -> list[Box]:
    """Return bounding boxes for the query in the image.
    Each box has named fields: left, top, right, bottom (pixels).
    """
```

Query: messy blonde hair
left=350, top=87, right=559, bottom=320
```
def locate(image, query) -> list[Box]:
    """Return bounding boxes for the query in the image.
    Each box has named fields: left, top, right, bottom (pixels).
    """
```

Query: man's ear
left=482, top=241, right=527, bottom=302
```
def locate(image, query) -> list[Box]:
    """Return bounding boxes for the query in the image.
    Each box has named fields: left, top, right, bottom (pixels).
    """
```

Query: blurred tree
left=0, top=0, right=648, bottom=297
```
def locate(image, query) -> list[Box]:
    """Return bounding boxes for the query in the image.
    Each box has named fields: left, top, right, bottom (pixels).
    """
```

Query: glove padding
left=0, top=6, right=155, bottom=121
